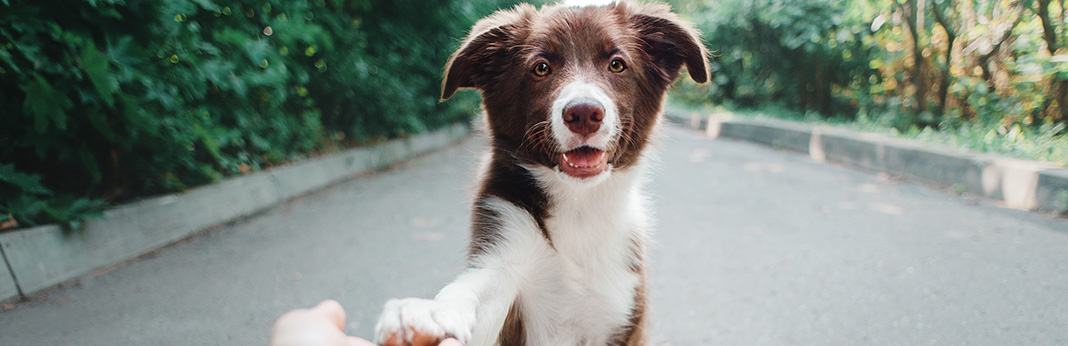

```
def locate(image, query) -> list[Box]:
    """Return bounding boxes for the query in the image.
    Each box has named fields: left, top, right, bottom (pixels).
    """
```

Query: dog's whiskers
left=518, top=121, right=550, bottom=152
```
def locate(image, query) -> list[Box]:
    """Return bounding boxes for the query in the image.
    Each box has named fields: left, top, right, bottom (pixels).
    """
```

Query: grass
left=667, top=101, right=1068, bottom=167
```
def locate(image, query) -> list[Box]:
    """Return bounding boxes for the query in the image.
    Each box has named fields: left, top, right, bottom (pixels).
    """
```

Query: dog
left=374, top=2, right=708, bottom=345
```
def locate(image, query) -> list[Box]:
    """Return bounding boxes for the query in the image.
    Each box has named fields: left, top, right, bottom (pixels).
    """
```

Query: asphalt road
left=1, top=123, right=1066, bottom=345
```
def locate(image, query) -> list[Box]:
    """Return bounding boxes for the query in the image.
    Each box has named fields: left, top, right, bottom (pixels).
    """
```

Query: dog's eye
left=609, top=59, right=626, bottom=73
left=532, top=62, right=552, bottom=77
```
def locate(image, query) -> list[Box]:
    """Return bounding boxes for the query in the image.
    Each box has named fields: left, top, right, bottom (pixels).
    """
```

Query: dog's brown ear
left=626, top=4, right=710, bottom=84
left=441, top=5, right=534, bottom=101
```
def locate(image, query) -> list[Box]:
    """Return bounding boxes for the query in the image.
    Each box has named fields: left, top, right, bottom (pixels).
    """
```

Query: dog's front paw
left=375, top=298, right=474, bottom=346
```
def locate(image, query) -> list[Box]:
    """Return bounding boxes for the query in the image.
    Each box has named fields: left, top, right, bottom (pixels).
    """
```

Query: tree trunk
left=899, top=0, right=929, bottom=113
left=816, top=56, right=831, bottom=115
left=970, top=1, right=1024, bottom=95
left=1038, top=0, right=1058, bottom=52
left=931, top=1, right=958, bottom=116
left=1052, top=84, right=1068, bottom=123
left=1036, top=0, right=1067, bottom=123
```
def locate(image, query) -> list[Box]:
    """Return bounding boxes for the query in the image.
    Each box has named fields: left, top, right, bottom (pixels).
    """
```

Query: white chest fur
left=517, top=164, right=651, bottom=345
left=376, top=163, right=654, bottom=346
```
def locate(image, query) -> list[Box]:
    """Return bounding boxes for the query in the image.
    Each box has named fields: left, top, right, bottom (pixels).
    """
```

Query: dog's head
left=442, top=1, right=708, bottom=184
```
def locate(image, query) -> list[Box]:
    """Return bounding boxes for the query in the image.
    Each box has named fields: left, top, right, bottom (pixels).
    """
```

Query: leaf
left=3, top=196, right=47, bottom=227
left=39, top=195, right=104, bottom=230
left=23, top=74, right=72, bottom=133
left=118, top=94, right=159, bottom=136
left=0, top=46, right=21, bottom=75
left=98, top=7, right=123, bottom=20
left=0, top=164, right=53, bottom=196
left=81, top=42, right=119, bottom=108
left=192, top=123, right=222, bottom=159
left=190, top=0, right=220, bottom=12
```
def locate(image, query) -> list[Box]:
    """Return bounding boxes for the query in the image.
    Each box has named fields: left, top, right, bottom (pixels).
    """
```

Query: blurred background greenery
left=1, top=0, right=1066, bottom=229
left=667, top=0, right=1068, bottom=166
left=0, top=0, right=526, bottom=229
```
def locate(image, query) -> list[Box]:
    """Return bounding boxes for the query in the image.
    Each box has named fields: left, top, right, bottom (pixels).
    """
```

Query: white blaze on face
left=549, top=82, right=619, bottom=151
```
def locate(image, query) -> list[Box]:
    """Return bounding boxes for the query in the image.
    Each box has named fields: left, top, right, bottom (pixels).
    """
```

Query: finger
left=437, top=338, right=462, bottom=346
left=310, top=299, right=347, bottom=330
left=271, top=308, right=311, bottom=332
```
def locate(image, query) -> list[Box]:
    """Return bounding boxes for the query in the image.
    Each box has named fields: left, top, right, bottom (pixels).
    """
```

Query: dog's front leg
left=376, top=198, right=545, bottom=346
left=374, top=266, right=518, bottom=346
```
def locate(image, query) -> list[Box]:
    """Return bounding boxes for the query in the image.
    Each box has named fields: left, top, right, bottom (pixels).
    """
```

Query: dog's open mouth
left=558, top=146, right=608, bottom=179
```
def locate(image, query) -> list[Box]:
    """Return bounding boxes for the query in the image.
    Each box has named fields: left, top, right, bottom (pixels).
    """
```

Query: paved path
left=1, top=124, right=1066, bottom=345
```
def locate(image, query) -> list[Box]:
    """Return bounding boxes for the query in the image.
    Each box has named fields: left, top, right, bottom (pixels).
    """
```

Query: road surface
left=1, top=123, right=1066, bottom=345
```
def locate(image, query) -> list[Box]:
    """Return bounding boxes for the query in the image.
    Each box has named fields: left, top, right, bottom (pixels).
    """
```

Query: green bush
left=668, top=0, right=1068, bottom=164
left=0, top=0, right=521, bottom=230
left=669, top=0, right=876, bottom=116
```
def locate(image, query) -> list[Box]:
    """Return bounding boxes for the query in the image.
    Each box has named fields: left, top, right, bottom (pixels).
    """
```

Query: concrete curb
left=0, top=123, right=471, bottom=301
left=664, top=109, right=1068, bottom=214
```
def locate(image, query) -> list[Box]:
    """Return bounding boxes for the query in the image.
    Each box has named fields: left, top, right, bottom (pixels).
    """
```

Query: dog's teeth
left=562, top=153, right=571, bottom=163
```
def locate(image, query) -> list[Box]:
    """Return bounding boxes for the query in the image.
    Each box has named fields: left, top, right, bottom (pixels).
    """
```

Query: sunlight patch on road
left=410, top=217, right=440, bottom=228
left=857, top=183, right=881, bottom=193
left=742, top=161, right=785, bottom=173
left=867, top=203, right=904, bottom=215
left=412, top=232, right=447, bottom=242
left=689, top=148, right=712, bottom=163
left=837, top=201, right=859, bottom=210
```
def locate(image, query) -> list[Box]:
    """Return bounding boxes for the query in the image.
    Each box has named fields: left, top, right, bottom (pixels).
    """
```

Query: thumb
left=309, top=299, right=347, bottom=330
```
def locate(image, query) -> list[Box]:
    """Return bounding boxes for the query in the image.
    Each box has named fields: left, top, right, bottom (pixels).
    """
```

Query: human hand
left=270, top=300, right=372, bottom=346
left=270, top=300, right=462, bottom=346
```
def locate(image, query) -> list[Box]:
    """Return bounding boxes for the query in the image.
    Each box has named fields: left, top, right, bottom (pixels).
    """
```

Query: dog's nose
left=563, top=99, right=604, bottom=136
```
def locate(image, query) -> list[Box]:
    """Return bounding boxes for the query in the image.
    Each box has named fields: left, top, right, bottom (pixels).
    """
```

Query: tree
left=895, top=0, right=930, bottom=114
left=931, top=0, right=960, bottom=115
left=1036, top=0, right=1068, bottom=122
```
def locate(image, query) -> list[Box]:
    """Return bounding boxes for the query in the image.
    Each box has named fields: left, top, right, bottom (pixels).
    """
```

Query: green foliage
left=670, top=0, right=1068, bottom=165
left=670, top=0, right=877, bottom=115
left=0, top=164, right=103, bottom=230
left=0, top=0, right=519, bottom=229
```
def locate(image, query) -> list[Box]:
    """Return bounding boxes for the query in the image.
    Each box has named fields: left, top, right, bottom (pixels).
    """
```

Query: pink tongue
left=567, top=149, right=602, bottom=167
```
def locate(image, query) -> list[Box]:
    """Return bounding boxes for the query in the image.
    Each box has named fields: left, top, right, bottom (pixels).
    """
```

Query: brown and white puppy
left=375, top=2, right=708, bottom=345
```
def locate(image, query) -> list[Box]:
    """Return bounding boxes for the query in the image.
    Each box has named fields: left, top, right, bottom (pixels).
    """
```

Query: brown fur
left=441, top=2, right=708, bottom=344
left=498, top=301, right=527, bottom=346
left=447, top=1, right=707, bottom=254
